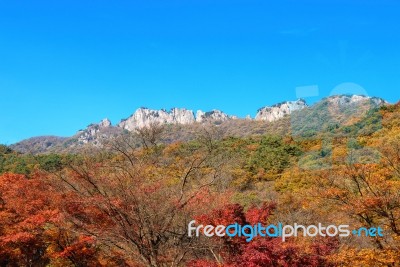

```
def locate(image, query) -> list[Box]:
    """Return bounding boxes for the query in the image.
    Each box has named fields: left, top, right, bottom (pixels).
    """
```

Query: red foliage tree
left=0, top=173, right=60, bottom=266
left=189, top=202, right=338, bottom=267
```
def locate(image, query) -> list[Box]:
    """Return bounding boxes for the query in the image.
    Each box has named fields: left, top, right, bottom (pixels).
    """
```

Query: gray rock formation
left=171, top=108, right=196, bottom=124
left=118, top=108, right=234, bottom=131
left=195, top=110, right=231, bottom=123
left=325, top=95, right=387, bottom=107
left=77, top=118, right=112, bottom=144
left=99, top=118, right=112, bottom=128
left=118, top=108, right=195, bottom=131
left=255, top=99, right=307, bottom=122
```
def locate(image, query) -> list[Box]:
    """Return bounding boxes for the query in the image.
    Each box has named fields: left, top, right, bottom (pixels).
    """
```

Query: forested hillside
left=1, top=101, right=399, bottom=266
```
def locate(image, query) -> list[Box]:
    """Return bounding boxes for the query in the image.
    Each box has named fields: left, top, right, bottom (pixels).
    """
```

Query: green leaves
left=246, top=135, right=302, bottom=180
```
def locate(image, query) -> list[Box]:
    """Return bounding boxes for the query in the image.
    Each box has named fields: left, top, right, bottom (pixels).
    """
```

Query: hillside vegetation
left=1, top=100, right=399, bottom=266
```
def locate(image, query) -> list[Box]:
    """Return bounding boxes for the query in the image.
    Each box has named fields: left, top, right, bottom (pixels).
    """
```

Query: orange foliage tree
left=0, top=172, right=60, bottom=266
left=53, top=130, right=232, bottom=266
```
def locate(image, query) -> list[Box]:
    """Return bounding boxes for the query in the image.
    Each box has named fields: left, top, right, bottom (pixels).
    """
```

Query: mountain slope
left=9, top=95, right=389, bottom=154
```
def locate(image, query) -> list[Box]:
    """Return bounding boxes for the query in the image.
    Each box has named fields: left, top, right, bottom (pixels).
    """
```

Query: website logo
left=188, top=221, right=383, bottom=242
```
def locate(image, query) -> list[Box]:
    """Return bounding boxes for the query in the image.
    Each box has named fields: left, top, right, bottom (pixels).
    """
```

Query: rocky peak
left=77, top=118, right=112, bottom=144
left=195, top=109, right=231, bottom=123
left=171, top=108, right=196, bottom=124
left=325, top=95, right=387, bottom=106
left=99, top=118, right=112, bottom=128
left=118, top=108, right=234, bottom=131
left=118, top=108, right=195, bottom=131
left=255, top=99, right=307, bottom=122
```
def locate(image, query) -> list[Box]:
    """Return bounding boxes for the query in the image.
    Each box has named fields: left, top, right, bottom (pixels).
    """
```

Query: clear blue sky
left=1, top=0, right=399, bottom=144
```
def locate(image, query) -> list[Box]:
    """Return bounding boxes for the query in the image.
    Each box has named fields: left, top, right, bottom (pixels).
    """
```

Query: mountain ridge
left=9, top=94, right=389, bottom=154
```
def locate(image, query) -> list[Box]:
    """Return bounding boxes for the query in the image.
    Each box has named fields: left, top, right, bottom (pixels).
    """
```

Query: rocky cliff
left=325, top=95, right=387, bottom=107
left=76, top=118, right=112, bottom=144
left=118, top=108, right=233, bottom=131
left=255, top=99, right=307, bottom=122
left=195, top=109, right=233, bottom=123
left=118, top=108, right=194, bottom=131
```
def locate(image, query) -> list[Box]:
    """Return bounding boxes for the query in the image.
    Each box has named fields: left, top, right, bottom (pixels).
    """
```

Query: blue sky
left=0, top=0, right=399, bottom=144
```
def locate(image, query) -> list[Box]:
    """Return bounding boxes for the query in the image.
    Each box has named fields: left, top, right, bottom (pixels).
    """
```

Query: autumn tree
left=0, top=172, right=60, bottom=266
left=188, top=202, right=337, bottom=267
left=135, top=122, right=165, bottom=149
left=54, top=125, right=232, bottom=266
left=246, top=135, right=302, bottom=181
